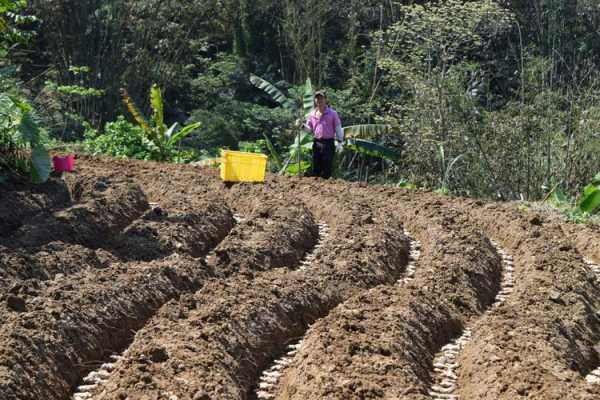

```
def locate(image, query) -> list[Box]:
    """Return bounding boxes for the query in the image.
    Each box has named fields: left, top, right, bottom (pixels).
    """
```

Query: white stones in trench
left=72, top=353, right=125, bottom=400
left=73, top=212, right=244, bottom=399
left=397, top=228, right=420, bottom=285
left=583, top=257, right=600, bottom=385
left=232, top=213, right=243, bottom=224
left=428, top=241, right=514, bottom=400
left=253, top=222, right=328, bottom=398
left=255, top=340, right=304, bottom=399
left=254, top=226, right=419, bottom=399
left=298, top=222, right=329, bottom=271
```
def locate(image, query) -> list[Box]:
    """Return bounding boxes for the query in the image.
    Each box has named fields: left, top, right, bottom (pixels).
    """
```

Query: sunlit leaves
left=121, top=84, right=202, bottom=161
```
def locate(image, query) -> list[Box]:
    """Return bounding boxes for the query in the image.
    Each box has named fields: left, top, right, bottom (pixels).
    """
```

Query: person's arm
left=334, top=113, right=343, bottom=151
left=335, top=124, right=344, bottom=142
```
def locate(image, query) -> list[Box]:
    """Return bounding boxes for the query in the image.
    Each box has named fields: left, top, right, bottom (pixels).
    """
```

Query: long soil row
left=273, top=197, right=502, bottom=399
left=82, top=181, right=410, bottom=399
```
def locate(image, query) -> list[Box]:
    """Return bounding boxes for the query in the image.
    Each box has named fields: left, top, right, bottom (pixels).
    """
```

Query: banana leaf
left=345, top=138, right=401, bottom=162
left=261, top=132, right=282, bottom=170
left=250, top=74, right=294, bottom=110
left=168, top=122, right=201, bottom=146
left=288, top=131, right=313, bottom=158
left=578, top=184, right=600, bottom=213
left=121, top=88, right=151, bottom=133
left=303, top=77, right=313, bottom=117
left=286, top=160, right=311, bottom=175
left=343, top=124, right=392, bottom=140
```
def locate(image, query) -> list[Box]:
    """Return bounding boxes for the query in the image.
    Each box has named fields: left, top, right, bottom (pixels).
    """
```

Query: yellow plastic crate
left=220, top=150, right=268, bottom=182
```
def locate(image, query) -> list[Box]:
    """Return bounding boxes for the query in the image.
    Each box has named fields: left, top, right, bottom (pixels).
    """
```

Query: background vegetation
left=2, top=0, right=600, bottom=210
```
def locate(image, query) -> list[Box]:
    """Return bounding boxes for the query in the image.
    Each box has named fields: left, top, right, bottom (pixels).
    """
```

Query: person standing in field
left=304, top=90, right=344, bottom=179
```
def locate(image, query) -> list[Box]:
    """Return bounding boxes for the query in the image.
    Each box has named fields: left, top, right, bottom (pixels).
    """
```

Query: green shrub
left=121, top=84, right=202, bottom=162
left=0, top=93, right=51, bottom=183
left=84, top=116, right=204, bottom=163
left=84, top=116, right=152, bottom=160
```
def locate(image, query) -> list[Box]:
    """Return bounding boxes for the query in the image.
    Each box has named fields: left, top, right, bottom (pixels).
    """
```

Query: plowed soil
left=1, top=155, right=600, bottom=400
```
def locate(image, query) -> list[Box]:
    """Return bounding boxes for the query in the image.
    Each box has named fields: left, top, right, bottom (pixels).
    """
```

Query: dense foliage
left=2, top=0, right=600, bottom=202
left=0, top=0, right=50, bottom=182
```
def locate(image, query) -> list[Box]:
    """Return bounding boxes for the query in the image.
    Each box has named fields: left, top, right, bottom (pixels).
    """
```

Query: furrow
left=0, top=200, right=234, bottom=400
left=0, top=184, right=148, bottom=297
left=397, top=228, right=420, bottom=284
left=254, top=228, right=419, bottom=400
left=70, top=208, right=258, bottom=400
left=0, top=178, right=71, bottom=238
left=255, top=340, right=303, bottom=400
left=10, top=183, right=148, bottom=250
left=71, top=202, right=323, bottom=400
left=272, top=204, right=502, bottom=399
left=428, top=242, right=514, bottom=400
left=298, top=221, right=329, bottom=271
left=584, top=257, right=600, bottom=386
left=83, top=200, right=409, bottom=399
left=203, top=202, right=318, bottom=277
left=446, top=199, right=600, bottom=399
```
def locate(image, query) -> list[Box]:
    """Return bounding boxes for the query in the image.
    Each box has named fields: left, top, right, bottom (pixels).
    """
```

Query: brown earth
left=0, top=155, right=600, bottom=400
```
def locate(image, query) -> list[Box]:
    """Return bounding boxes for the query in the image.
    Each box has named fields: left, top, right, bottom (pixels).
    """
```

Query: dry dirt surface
left=1, top=155, right=600, bottom=400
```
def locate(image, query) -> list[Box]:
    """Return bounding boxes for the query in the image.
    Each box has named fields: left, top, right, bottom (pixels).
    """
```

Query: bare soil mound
left=1, top=155, right=599, bottom=400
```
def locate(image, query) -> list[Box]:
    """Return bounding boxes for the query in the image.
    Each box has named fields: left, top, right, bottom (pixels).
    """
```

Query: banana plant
left=345, top=138, right=401, bottom=162
left=343, top=124, right=393, bottom=140
left=121, top=84, right=201, bottom=162
left=343, top=123, right=402, bottom=163
left=250, top=74, right=313, bottom=175
left=251, top=75, right=403, bottom=177
left=577, top=172, right=600, bottom=214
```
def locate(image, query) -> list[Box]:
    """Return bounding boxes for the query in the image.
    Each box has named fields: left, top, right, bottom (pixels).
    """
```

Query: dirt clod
left=6, top=294, right=26, bottom=312
left=148, top=345, right=169, bottom=363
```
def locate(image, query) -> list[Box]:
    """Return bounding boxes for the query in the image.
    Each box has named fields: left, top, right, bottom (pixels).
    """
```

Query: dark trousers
left=312, top=138, right=335, bottom=179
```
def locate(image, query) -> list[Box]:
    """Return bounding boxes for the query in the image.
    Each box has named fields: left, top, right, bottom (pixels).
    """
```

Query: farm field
left=2, top=156, right=600, bottom=400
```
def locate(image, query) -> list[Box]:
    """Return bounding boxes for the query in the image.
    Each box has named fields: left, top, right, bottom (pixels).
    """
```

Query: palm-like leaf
left=165, top=122, right=178, bottom=139
left=167, top=122, right=201, bottom=146
left=345, top=138, right=401, bottom=161
left=578, top=185, right=600, bottom=213
left=443, top=154, right=464, bottom=188
left=262, top=132, right=282, bottom=170
left=150, top=84, right=164, bottom=134
left=302, top=77, right=314, bottom=117
left=343, top=124, right=392, bottom=140
left=250, top=74, right=294, bottom=110
left=120, top=89, right=150, bottom=133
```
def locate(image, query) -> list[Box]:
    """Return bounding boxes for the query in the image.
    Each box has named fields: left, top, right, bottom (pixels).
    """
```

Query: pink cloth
left=306, top=107, right=341, bottom=140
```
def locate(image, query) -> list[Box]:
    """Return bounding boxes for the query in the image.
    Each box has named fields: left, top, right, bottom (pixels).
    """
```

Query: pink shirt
left=306, top=107, right=341, bottom=139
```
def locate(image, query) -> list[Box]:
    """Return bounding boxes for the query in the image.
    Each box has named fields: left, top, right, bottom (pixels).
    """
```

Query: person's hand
left=294, top=118, right=303, bottom=128
left=335, top=140, right=343, bottom=153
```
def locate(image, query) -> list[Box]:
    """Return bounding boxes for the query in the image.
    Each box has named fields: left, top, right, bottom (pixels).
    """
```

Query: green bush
left=0, top=93, right=51, bottom=183
left=84, top=116, right=152, bottom=160
left=84, top=116, right=204, bottom=163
